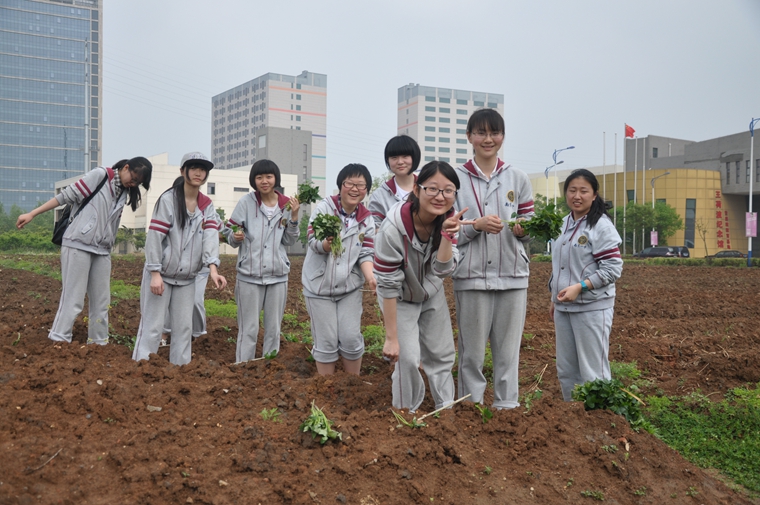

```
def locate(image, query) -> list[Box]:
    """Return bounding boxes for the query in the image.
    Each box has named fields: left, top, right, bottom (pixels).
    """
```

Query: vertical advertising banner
left=746, top=212, right=757, bottom=238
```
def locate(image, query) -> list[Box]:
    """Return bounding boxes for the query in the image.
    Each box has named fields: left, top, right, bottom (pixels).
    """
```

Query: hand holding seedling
left=233, top=230, right=244, bottom=242
left=511, top=218, right=526, bottom=238
left=287, top=196, right=300, bottom=216
left=473, top=214, right=504, bottom=234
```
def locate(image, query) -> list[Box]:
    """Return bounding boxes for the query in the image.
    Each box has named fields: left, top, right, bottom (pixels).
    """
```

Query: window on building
left=439, top=147, right=450, bottom=153
left=425, top=106, right=435, bottom=112
left=684, top=198, right=696, bottom=248
left=736, top=161, right=741, bottom=183
left=439, top=137, right=450, bottom=143
left=425, top=146, right=435, bottom=152
left=424, top=156, right=435, bottom=161
left=425, top=136, right=435, bottom=142
left=456, top=158, right=467, bottom=164
left=234, top=187, right=248, bottom=192
left=439, top=127, right=450, bottom=133
left=296, top=116, right=301, bottom=121
left=456, top=109, right=467, bottom=115
left=474, top=101, right=484, bottom=106
left=456, top=119, right=467, bottom=125
left=439, top=118, right=450, bottom=123
left=747, top=160, right=751, bottom=183
left=425, top=126, right=435, bottom=132
left=457, top=99, right=467, bottom=105
left=627, top=189, right=634, bottom=203
left=296, top=105, right=301, bottom=111
left=296, top=94, right=301, bottom=100
left=425, top=116, right=435, bottom=122
left=726, top=162, right=731, bottom=184
left=439, top=107, right=450, bottom=113
left=653, top=147, right=658, bottom=158
left=456, top=139, right=467, bottom=144
left=425, top=96, right=436, bottom=102
left=439, top=157, right=450, bottom=162
left=439, top=98, right=450, bottom=103
left=456, top=148, right=467, bottom=154
left=456, top=129, right=466, bottom=135
left=207, top=183, right=216, bottom=195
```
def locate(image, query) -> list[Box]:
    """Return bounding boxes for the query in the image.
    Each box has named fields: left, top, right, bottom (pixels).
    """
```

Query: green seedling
left=260, top=407, right=282, bottom=422
left=474, top=403, right=493, bottom=424
left=483, top=466, right=492, bottom=475
left=300, top=400, right=342, bottom=444
left=312, top=213, right=344, bottom=258
left=286, top=180, right=321, bottom=210
left=226, top=337, right=236, bottom=344
left=503, top=202, right=564, bottom=242
left=580, top=489, right=605, bottom=501
left=264, top=349, right=278, bottom=360
left=392, top=410, right=427, bottom=429
left=12, top=333, right=21, bottom=346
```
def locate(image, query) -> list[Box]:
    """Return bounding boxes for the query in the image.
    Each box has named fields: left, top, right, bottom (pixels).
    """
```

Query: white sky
left=102, top=0, right=760, bottom=187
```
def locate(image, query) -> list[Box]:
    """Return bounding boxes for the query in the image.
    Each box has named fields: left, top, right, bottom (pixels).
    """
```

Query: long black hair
left=122, top=156, right=153, bottom=211
left=563, top=169, right=609, bottom=228
left=408, top=160, right=460, bottom=251
left=173, top=164, right=210, bottom=229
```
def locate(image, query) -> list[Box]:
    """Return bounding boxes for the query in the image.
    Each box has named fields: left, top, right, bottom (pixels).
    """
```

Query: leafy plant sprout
left=300, top=401, right=342, bottom=444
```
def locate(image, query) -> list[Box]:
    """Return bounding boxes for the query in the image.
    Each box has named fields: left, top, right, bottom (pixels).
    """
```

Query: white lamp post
left=544, top=161, right=564, bottom=254
left=650, top=172, right=671, bottom=245
left=748, top=118, right=760, bottom=266
left=552, top=146, right=575, bottom=207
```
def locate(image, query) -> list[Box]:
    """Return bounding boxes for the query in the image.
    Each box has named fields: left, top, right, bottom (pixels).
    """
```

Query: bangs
left=467, top=109, right=504, bottom=134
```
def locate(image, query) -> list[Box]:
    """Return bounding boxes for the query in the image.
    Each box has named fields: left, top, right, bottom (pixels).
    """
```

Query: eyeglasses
left=418, top=184, right=457, bottom=199
left=470, top=131, right=505, bottom=140
left=342, top=181, right=367, bottom=191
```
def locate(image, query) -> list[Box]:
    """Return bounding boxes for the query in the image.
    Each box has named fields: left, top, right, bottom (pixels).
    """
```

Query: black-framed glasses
left=342, top=181, right=367, bottom=191
left=418, top=184, right=457, bottom=199
left=470, top=131, right=504, bottom=140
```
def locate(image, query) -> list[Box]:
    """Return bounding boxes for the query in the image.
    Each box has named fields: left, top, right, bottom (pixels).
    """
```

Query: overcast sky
left=102, top=0, right=760, bottom=186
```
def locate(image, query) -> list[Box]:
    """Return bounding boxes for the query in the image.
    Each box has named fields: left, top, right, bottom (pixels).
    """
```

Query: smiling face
left=565, top=176, right=596, bottom=218
left=388, top=155, right=414, bottom=177
left=339, top=175, right=368, bottom=212
left=467, top=128, right=504, bottom=162
left=413, top=171, right=457, bottom=220
left=254, top=173, right=276, bottom=194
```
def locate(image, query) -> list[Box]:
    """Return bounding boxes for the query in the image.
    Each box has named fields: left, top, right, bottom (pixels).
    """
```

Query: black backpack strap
left=71, top=169, right=110, bottom=222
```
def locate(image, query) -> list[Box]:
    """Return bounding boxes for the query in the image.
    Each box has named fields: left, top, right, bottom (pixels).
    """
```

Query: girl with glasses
left=369, top=135, right=421, bottom=227
left=453, top=108, right=535, bottom=410
left=302, top=164, right=376, bottom=375
left=374, top=161, right=474, bottom=412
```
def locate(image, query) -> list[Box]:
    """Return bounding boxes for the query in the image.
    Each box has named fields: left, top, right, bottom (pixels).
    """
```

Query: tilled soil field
left=1, top=255, right=759, bottom=504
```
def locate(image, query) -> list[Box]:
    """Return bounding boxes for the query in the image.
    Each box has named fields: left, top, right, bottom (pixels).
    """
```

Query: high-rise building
left=1, top=0, right=102, bottom=211
left=211, top=70, right=327, bottom=196
left=397, top=83, right=504, bottom=166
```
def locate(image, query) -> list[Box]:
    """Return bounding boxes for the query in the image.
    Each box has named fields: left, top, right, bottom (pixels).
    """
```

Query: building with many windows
left=396, top=83, right=504, bottom=166
left=1, top=0, right=102, bottom=211
left=210, top=70, right=327, bottom=196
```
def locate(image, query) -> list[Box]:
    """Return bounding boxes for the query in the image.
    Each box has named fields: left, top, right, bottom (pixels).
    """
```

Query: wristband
left=441, top=229, right=458, bottom=245
left=289, top=220, right=299, bottom=225
left=580, top=280, right=589, bottom=292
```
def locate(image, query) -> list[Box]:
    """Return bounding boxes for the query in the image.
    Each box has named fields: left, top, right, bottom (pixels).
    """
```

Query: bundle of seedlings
left=505, top=202, right=564, bottom=243
left=312, top=213, right=344, bottom=258
left=286, top=180, right=321, bottom=210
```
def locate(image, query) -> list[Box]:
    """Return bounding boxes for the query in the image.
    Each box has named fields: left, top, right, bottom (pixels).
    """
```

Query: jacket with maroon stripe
left=368, top=175, right=416, bottom=228
left=302, top=195, right=375, bottom=299
left=145, top=189, right=221, bottom=286
left=550, top=213, right=622, bottom=312
left=374, top=201, right=458, bottom=303
left=56, top=166, right=125, bottom=255
left=453, top=159, right=535, bottom=291
left=225, top=191, right=298, bottom=285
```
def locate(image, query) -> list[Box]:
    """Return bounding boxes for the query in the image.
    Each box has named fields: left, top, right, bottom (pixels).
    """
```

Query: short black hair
left=384, top=135, right=421, bottom=174
left=466, top=108, right=505, bottom=135
left=336, top=163, right=372, bottom=191
left=249, top=159, right=281, bottom=191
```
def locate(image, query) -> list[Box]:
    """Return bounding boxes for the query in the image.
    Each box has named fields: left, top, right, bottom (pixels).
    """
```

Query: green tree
left=133, top=231, right=147, bottom=251
left=614, top=202, right=683, bottom=252
left=653, top=201, right=683, bottom=245
left=298, top=214, right=309, bottom=247
left=370, top=172, right=392, bottom=195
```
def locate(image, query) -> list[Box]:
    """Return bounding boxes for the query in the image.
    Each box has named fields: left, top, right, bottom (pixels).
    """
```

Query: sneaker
left=160, top=338, right=168, bottom=347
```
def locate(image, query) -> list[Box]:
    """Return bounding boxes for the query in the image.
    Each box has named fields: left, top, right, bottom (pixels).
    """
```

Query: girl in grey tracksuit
left=302, top=164, right=376, bottom=376
left=453, top=108, right=535, bottom=409
left=550, top=169, right=623, bottom=401
left=375, top=161, right=472, bottom=412
left=15, top=158, right=153, bottom=345
left=133, top=152, right=227, bottom=366
left=368, top=135, right=420, bottom=228
left=226, top=160, right=300, bottom=363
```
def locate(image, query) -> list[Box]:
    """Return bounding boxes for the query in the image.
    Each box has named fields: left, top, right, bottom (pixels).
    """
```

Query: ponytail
left=563, top=169, right=610, bottom=229
left=171, top=175, right=188, bottom=229
left=122, top=156, right=153, bottom=212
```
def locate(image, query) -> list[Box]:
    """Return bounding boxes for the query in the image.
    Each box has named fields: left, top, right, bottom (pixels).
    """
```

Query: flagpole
left=633, top=137, right=638, bottom=253
left=603, top=132, right=606, bottom=201
left=642, top=137, right=646, bottom=248
left=623, top=125, right=627, bottom=255
left=614, top=132, right=618, bottom=227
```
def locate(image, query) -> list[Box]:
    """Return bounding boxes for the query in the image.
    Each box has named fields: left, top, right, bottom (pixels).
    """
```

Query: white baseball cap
left=180, top=151, right=214, bottom=171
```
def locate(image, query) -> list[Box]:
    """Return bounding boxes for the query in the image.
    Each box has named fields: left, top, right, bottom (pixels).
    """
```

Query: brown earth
left=1, top=255, right=759, bottom=504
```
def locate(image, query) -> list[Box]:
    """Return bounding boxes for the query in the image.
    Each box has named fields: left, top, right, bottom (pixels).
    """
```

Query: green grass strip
left=204, top=299, right=237, bottom=318
left=0, top=256, right=61, bottom=280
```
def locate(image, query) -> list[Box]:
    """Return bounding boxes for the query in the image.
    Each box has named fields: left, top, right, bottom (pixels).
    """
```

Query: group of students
left=16, top=108, right=623, bottom=412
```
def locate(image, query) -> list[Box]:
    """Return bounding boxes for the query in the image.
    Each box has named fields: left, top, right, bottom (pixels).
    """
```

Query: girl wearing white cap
left=133, top=152, right=227, bottom=365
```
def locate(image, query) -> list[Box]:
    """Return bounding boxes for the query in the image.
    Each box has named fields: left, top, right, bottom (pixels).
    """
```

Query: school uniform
left=162, top=266, right=209, bottom=339
left=368, top=175, right=414, bottom=228
left=132, top=190, right=221, bottom=365
left=49, top=166, right=126, bottom=344
left=226, top=191, right=298, bottom=362
left=374, top=201, right=458, bottom=412
left=302, top=195, right=375, bottom=363
left=550, top=213, right=623, bottom=401
left=453, top=159, right=535, bottom=408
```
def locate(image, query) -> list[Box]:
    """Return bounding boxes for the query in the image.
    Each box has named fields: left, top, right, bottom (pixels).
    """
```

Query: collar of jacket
left=329, top=194, right=371, bottom=224
left=384, top=173, right=417, bottom=195
left=255, top=190, right=290, bottom=210
left=399, top=201, right=454, bottom=241
left=462, top=158, right=509, bottom=179
left=197, top=192, right=213, bottom=213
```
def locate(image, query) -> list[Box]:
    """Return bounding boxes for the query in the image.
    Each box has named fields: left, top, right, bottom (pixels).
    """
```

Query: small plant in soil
left=572, top=378, right=645, bottom=428
left=474, top=403, right=493, bottom=424
left=521, top=388, right=543, bottom=411
left=260, top=408, right=282, bottom=422
left=580, top=489, right=605, bottom=501
left=11, top=333, right=21, bottom=346
left=226, top=337, right=236, bottom=344
left=686, top=487, right=699, bottom=497
left=634, top=487, right=647, bottom=496
left=300, top=401, right=342, bottom=444
left=264, top=350, right=278, bottom=360
left=222, top=325, right=231, bottom=332
left=601, top=444, right=617, bottom=453
left=312, top=213, right=344, bottom=258
left=392, top=410, right=427, bottom=429
left=483, top=466, right=492, bottom=475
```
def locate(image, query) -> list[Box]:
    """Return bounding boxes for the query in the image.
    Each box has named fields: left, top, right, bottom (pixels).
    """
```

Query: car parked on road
left=706, top=250, right=745, bottom=258
left=672, top=246, right=690, bottom=258
left=633, top=247, right=676, bottom=258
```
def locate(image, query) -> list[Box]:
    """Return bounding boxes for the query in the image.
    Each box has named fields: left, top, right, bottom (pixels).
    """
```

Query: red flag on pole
left=625, top=124, right=635, bottom=138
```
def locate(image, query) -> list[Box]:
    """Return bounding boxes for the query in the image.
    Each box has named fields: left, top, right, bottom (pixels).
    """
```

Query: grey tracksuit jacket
left=145, top=190, right=221, bottom=285
left=226, top=191, right=298, bottom=285
left=453, top=159, right=535, bottom=291
left=550, top=213, right=623, bottom=312
left=301, top=195, right=375, bottom=299
left=56, top=166, right=125, bottom=255
left=368, top=175, right=415, bottom=228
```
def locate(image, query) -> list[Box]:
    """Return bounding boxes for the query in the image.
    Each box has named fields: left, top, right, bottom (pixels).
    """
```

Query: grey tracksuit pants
left=385, top=291, right=456, bottom=412
left=305, top=290, right=364, bottom=363
left=455, top=289, right=527, bottom=409
left=554, top=307, right=614, bottom=401
left=49, top=246, right=111, bottom=344
left=235, top=280, right=287, bottom=362
left=163, top=269, right=209, bottom=338
left=133, top=269, right=195, bottom=365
